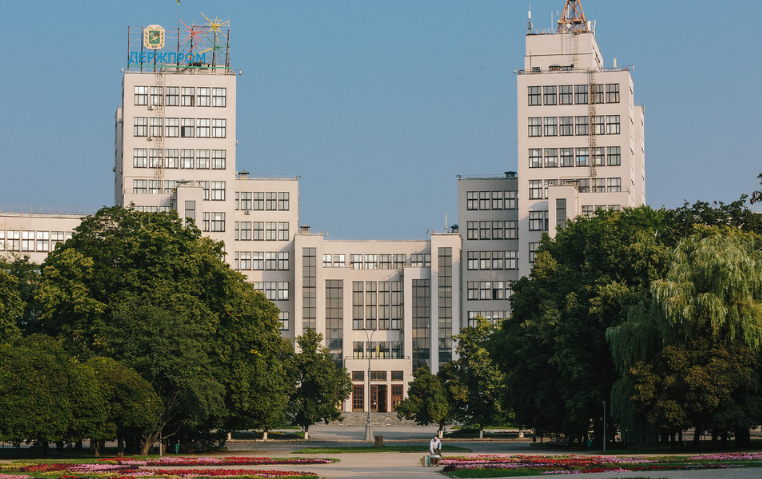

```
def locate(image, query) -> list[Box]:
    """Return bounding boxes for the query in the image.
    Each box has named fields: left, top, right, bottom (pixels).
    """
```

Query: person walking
left=430, top=435, right=442, bottom=466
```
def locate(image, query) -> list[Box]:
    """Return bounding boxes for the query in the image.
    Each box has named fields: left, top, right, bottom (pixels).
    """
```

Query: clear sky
left=1, top=0, right=761, bottom=239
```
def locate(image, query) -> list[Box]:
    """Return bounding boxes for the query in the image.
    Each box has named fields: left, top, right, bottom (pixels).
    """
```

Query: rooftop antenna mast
left=557, top=0, right=588, bottom=33
left=527, top=5, right=533, bottom=33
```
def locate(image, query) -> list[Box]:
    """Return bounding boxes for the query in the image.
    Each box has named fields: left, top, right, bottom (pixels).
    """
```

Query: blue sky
left=1, top=0, right=760, bottom=239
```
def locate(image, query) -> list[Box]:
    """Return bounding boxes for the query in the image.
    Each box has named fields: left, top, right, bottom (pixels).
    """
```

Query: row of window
left=466, top=191, right=518, bottom=210
left=582, top=205, right=622, bottom=215
left=201, top=212, right=226, bottom=232
left=465, top=221, right=518, bottom=241
left=234, top=221, right=290, bottom=241
left=528, top=177, right=622, bottom=199
left=528, top=84, right=620, bottom=106
left=251, top=281, right=290, bottom=301
left=133, top=179, right=228, bottom=201
left=352, top=383, right=405, bottom=412
left=132, top=148, right=226, bottom=169
left=466, top=251, right=519, bottom=270
left=134, top=86, right=226, bottom=107
left=352, top=342, right=404, bottom=360
left=337, top=254, right=431, bottom=269
left=131, top=205, right=172, bottom=212
left=235, top=192, right=289, bottom=211
left=466, top=281, right=514, bottom=301
left=528, top=115, right=620, bottom=137
left=467, top=311, right=511, bottom=327
left=352, top=370, right=405, bottom=381
left=352, top=281, right=404, bottom=331
left=233, top=251, right=290, bottom=271
left=0, top=230, right=72, bottom=252
left=529, top=146, right=621, bottom=168
left=134, top=117, right=227, bottom=138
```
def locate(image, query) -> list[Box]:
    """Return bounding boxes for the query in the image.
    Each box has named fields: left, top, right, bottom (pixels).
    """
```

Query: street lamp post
left=364, top=328, right=378, bottom=442
left=602, top=401, right=607, bottom=452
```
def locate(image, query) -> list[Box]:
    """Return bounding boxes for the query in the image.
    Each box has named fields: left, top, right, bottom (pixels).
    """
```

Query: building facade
left=1, top=1, right=644, bottom=414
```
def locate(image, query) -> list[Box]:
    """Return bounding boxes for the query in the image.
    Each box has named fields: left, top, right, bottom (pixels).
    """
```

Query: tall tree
left=395, top=366, right=459, bottom=435
left=0, top=264, right=24, bottom=342
left=287, top=329, right=352, bottom=438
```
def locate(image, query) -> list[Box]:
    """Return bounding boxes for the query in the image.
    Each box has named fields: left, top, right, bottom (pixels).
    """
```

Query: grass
left=292, top=444, right=470, bottom=454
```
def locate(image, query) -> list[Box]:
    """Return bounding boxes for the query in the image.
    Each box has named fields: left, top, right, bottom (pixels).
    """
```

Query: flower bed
left=100, top=458, right=333, bottom=467
left=440, top=454, right=752, bottom=476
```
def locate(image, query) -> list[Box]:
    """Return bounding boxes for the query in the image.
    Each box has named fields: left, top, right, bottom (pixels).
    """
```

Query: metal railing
left=0, top=205, right=99, bottom=216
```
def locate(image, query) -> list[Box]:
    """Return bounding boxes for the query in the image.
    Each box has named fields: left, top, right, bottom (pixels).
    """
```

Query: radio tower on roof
left=557, top=0, right=589, bottom=34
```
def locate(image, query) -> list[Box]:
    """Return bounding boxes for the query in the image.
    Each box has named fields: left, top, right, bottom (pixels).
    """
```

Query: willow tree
left=608, top=227, right=762, bottom=448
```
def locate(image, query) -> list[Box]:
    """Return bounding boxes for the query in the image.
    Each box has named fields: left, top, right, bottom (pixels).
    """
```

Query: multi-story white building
left=516, top=1, right=645, bottom=272
left=1, top=1, right=643, bottom=414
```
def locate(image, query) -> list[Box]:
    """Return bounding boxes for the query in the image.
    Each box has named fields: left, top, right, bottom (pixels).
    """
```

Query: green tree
left=287, top=329, right=352, bottom=437
left=395, top=366, right=458, bottom=434
left=443, top=317, right=505, bottom=438
left=0, top=264, right=24, bottom=342
left=35, top=206, right=289, bottom=453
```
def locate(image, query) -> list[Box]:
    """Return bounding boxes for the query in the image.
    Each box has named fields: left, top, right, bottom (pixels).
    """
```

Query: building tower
left=516, top=0, right=645, bottom=274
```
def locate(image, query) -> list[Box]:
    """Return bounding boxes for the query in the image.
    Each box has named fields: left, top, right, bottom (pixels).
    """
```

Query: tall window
left=467, top=251, right=478, bottom=270
left=211, top=212, right=225, bottom=232
left=212, top=88, right=227, bottom=107
left=543, top=85, right=557, bottom=105
left=181, top=118, right=195, bottom=137
left=466, top=191, right=478, bottom=210
left=134, top=86, right=148, bottom=105
left=529, top=211, right=545, bottom=231
left=412, top=279, right=430, bottom=370
left=479, top=221, right=490, bottom=240
left=353, top=281, right=364, bottom=329
left=278, top=192, right=290, bottom=210
left=560, top=148, right=574, bottom=167
left=491, top=191, right=503, bottom=210
left=529, top=180, right=542, bottom=199
left=479, top=191, right=490, bottom=210
left=506, top=251, right=518, bottom=270
left=181, top=87, right=194, bottom=106
left=212, top=119, right=226, bottom=138
left=593, top=83, right=604, bottom=104
left=575, top=116, right=589, bottom=135
left=181, top=149, right=194, bottom=169
left=351, top=254, right=363, bottom=269
left=593, top=115, right=605, bottom=135
left=505, top=190, right=517, bottom=209
left=559, top=116, right=573, bottom=136
left=528, top=117, right=542, bottom=137
left=576, top=148, right=589, bottom=167
left=529, top=149, right=542, bottom=168
left=165, top=118, right=179, bottom=137
left=253, top=222, right=264, bottom=240
left=491, top=251, right=504, bottom=270
left=197, top=118, right=210, bottom=138
left=528, top=86, right=541, bottom=105
left=467, top=221, right=477, bottom=240
left=266, top=222, right=277, bottom=241
left=134, top=117, right=148, bottom=137
left=133, top=148, right=147, bottom=168
left=253, top=192, right=264, bottom=210
left=606, top=83, right=620, bottom=103
left=196, top=149, right=210, bottom=168
left=544, top=148, right=558, bottom=168
left=266, top=192, right=277, bottom=210
left=544, top=117, right=557, bottom=136
left=325, top=280, right=343, bottom=359
left=150, top=86, right=163, bottom=105
left=365, top=281, right=377, bottom=330
left=593, top=147, right=605, bottom=166
left=211, top=181, right=226, bottom=201
left=165, top=86, right=179, bottom=106
left=574, top=84, right=588, bottom=104
left=240, top=192, right=252, bottom=210
left=505, top=220, right=518, bottom=239
left=278, top=311, right=289, bottom=331
left=607, top=146, right=621, bottom=166
left=529, top=242, right=540, bottom=263
left=165, top=149, right=179, bottom=169
left=606, top=115, right=621, bottom=135
left=559, top=85, right=573, bottom=104
left=302, top=248, right=316, bottom=330
left=212, top=150, right=226, bottom=169
left=197, top=87, right=211, bottom=106
left=492, top=221, right=504, bottom=239
left=278, top=222, right=289, bottom=241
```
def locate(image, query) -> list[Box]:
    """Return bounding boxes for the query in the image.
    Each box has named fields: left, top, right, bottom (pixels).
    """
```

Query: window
left=467, top=281, right=478, bottom=300
left=212, top=119, right=226, bottom=137
left=543, top=85, right=557, bottom=105
left=6, top=231, right=19, bottom=251
left=21, top=231, right=33, bottom=252
left=491, top=191, right=503, bottom=210
left=36, top=231, right=49, bottom=252
left=576, top=147, right=589, bottom=167
left=366, top=282, right=377, bottom=329
left=165, top=180, right=178, bottom=194
left=278, top=282, right=289, bottom=301
left=492, top=221, right=504, bottom=239
left=133, top=148, right=147, bottom=168
left=529, top=211, right=545, bottom=231
left=351, top=254, right=363, bottom=269
left=479, top=282, right=491, bottom=300
left=266, top=192, right=277, bottom=210
left=544, top=117, right=557, bottom=136
left=185, top=201, right=195, bottom=223
left=529, top=148, right=542, bottom=168
left=278, top=192, right=290, bottom=210
left=593, top=83, right=604, bottom=104
left=492, top=251, right=504, bottom=270
left=559, top=116, right=573, bottom=136
left=352, top=385, right=364, bottom=412
left=266, top=222, right=277, bottom=241
left=544, top=148, right=558, bottom=167
left=197, top=118, right=210, bottom=138
left=506, top=251, right=518, bottom=269
left=353, top=281, right=364, bottom=329
left=393, top=254, right=405, bottom=269
left=133, top=179, right=147, bottom=194
left=505, top=190, right=517, bottom=209
left=578, top=178, right=590, bottom=193
left=278, top=311, right=289, bottom=331
left=467, top=221, right=477, bottom=240
left=212, top=87, right=227, bottom=107
left=252, top=252, right=264, bottom=270
left=211, top=212, right=225, bottom=232
left=134, top=86, right=148, bottom=105
left=606, top=83, right=620, bottom=103
left=505, top=220, right=517, bottom=239
left=364, top=254, right=378, bottom=270
left=594, top=178, right=606, bottom=192
left=165, top=86, right=179, bottom=106
left=240, top=221, right=252, bottom=240
left=479, top=251, right=491, bottom=270
left=240, top=192, right=252, bottom=210
left=582, top=205, right=595, bottom=216
left=593, top=147, right=605, bottom=166
left=181, top=118, right=195, bottom=137
left=574, top=84, right=588, bottom=104
left=278, top=222, right=289, bottom=241
left=379, top=254, right=392, bottom=269
left=559, top=85, right=573, bottom=104
left=479, top=191, right=490, bottom=210
left=134, top=117, right=148, bottom=137
left=528, top=86, right=541, bottom=105
left=607, top=177, right=622, bottom=192
left=529, top=180, right=542, bottom=199
left=467, top=251, right=478, bottom=270
left=323, top=254, right=333, bottom=267
left=197, top=87, right=210, bottom=106
left=212, top=150, right=226, bottom=169
left=211, top=181, right=225, bottom=201
left=606, top=115, right=620, bottom=135
left=148, top=118, right=162, bottom=138
left=479, top=221, right=490, bottom=240
left=466, top=191, right=478, bottom=210
left=165, top=118, right=179, bottom=137
left=181, top=87, right=194, bottom=106
left=593, top=115, right=605, bottom=135
left=528, top=117, right=542, bottom=137
left=196, top=149, right=210, bottom=168
left=607, top=146, right=621, bottom=166
left=334, top=254, right=346, bottom=268
left=575, top=116, right=589, bottom=135
left=492, top=281, right=505, bottom=300
left=165, top=149, right=179, bottom=169
left=253, top=192, right=264, bottom=210
left=148, top=180, right=161, bottom=194
left=180, top=149, right=194, bottom=169
left=560, top=148, right=574, bottom=167
left=50, top=231, right=65, bottom=250
left=150, top=86, right=163, bottom=106
left=239, top=252, right=252, bottom=270
left=529, top=242, right=540, bottom=263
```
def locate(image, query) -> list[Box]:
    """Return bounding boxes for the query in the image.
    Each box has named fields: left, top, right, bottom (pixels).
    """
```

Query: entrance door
left=372, top=385, right=388, bottom=413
